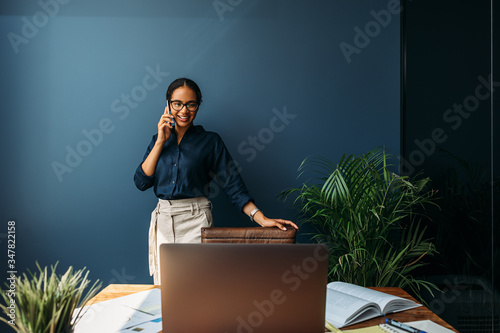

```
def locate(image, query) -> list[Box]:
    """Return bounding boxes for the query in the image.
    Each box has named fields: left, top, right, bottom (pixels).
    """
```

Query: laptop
left=159, top=243, right=329, bottom=333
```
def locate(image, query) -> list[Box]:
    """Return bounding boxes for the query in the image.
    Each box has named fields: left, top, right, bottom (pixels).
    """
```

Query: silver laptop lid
left=160, top=243, right=328, bottom=333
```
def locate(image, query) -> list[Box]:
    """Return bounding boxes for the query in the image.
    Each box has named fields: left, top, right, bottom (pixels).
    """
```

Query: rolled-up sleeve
left=133, top=136, right=156, bottom=191
left=134, top=164, right=155, bottom=191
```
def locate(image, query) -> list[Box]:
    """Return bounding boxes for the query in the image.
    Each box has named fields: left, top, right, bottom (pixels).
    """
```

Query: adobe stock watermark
left=237, top=106, right=297, bottom=163
left=51, top=64, right=169, bottom=182
left=228, top=245, right=329, bottom=333
left=339, top=0, right=402, bottom=64
left=4, top=221, right=17, bottom=327
left=400, top=73, right=499, bottom=176
left=213, top=0, right=244, bottom=22
left=108, top=267, right=136, bottom=285
left=7, top=0, right=72, bottom=55
left=190, top=105, right=296, bottom=201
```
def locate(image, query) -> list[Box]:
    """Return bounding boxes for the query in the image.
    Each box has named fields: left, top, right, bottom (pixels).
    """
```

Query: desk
left=88, top=284, right=457, bottom=332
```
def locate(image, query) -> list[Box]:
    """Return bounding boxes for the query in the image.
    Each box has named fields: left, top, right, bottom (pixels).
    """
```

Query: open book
left=325, top=282, right=421, bottom=328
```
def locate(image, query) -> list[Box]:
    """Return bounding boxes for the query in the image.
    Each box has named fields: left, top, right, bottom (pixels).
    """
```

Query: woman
left=134, top=78, right=298, bottom=283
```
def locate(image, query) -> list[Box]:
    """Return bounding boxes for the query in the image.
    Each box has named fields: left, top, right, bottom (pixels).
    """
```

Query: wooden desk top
left=88, top=284, right=457, bottom=332
left=86, top=284, right=159, bottom=305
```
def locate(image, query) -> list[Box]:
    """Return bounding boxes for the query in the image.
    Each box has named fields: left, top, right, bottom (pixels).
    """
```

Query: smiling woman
left=133, top=78, right=298, bottom=284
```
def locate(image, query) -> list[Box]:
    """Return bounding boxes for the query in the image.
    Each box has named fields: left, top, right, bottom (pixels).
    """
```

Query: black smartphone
left=167, top=100, right=175, bottom=129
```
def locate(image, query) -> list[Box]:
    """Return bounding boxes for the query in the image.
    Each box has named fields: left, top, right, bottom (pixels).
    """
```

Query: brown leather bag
left=201, top=227, right=296, bottom=244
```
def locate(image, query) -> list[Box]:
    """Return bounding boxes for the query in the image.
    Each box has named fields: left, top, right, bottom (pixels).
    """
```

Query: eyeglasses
left=169, top=100, right=199, bottom=112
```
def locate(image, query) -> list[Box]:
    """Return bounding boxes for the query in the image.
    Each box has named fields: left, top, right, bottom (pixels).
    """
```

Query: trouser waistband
left=156, top=197, right=212, bottom=215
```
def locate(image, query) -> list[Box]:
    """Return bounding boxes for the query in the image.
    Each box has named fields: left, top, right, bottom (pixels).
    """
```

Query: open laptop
left=159, top=243, right=329, bottom=333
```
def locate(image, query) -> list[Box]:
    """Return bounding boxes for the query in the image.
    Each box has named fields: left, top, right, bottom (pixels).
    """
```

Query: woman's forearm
left=141, top=141, right=165, bottom=176
left=243, top=201, right=264, bottom=225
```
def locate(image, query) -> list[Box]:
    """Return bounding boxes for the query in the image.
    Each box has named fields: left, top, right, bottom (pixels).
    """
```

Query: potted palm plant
left=280, top=147, right=438, bottom=300
left=0, top=263, right=101, bottom=333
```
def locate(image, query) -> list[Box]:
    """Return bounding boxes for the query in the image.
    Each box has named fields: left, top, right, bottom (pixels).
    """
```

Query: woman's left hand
left=257, top=216, right=298, bottom=231
left=243, top=202, right=298, bottom=231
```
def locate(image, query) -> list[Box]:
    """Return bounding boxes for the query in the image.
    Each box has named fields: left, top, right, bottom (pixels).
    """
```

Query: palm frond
left=280, top=147, right=438, bottom=301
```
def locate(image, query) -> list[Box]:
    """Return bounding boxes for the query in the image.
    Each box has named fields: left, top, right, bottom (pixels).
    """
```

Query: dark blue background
left=0, top=0, right=400, bottom=286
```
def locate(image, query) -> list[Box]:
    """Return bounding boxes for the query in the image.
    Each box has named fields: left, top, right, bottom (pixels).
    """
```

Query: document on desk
left=73, top=288, right=162, bottom=333
left=343, top=320, right=455, bottom=333
left=117, top=317, right=162, bottom=332
left=380, top=320, right=455, bottom=333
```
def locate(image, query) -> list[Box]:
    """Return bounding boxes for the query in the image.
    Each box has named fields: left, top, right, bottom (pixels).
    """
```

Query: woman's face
left=169, top=86, right=199, bottom=130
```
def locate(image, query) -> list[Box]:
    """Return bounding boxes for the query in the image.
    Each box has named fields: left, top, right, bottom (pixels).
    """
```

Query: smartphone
left=167, top=101, right=175, bottom=129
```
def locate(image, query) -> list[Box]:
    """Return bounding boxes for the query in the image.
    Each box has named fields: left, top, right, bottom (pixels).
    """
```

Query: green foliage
left=0, top=263, right=101, bottom=333
left=280, top=147, right=438, bottom=299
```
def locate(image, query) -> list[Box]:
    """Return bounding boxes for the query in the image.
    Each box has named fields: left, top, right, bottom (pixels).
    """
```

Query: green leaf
left=280, top=146, right=438, bottom=301
left=0, top=262, right=101, bottom=333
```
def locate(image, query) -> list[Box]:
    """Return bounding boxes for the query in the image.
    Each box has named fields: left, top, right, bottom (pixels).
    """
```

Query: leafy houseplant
left=280, top=147, right=438, bottom=299
left=0, top=263, right=101, bottom=333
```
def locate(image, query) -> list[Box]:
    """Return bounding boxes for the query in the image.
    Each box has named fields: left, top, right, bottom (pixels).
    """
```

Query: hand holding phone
left=167, top=100, right=175, bottom=129
left=157, top=103, right=174, bottom=145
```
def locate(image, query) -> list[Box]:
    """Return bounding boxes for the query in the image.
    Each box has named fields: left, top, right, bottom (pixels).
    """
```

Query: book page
left=325, top=288, right=381, bottom=327
left=327, top=282, right=420, bottom=314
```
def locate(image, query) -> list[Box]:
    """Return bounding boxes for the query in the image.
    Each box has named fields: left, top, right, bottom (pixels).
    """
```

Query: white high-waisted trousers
left=148, top=197, right=213, bottom=284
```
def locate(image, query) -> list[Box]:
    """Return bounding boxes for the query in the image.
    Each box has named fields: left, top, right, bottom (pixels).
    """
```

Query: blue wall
left=0, top=0, right=400, bottom=286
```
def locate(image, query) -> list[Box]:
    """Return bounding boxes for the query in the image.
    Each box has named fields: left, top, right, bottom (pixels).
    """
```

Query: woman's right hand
left=157, top=106, right=174, bottom=144
left=142, top=106, right=173, bottom=177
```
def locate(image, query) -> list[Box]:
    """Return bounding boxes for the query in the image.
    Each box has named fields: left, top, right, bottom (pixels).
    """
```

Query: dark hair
left=166, top=78, right=203, bottom=105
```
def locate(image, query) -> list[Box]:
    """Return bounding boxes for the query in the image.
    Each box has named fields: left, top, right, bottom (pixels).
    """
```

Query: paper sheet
left=379, top=320, right=455, bottom=333
left=73, top=288, right=162, bottom=333
left=117, top=317, right=163, bottom=332
left=343, top=320, right=455, bottom=333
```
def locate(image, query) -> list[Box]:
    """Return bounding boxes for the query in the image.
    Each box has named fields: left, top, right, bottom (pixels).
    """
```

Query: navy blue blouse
left=134, top=125, right=253, bottom=212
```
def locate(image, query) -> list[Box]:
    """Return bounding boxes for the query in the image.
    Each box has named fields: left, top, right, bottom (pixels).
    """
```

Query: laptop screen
left=160, top=243, right=328, bottom=333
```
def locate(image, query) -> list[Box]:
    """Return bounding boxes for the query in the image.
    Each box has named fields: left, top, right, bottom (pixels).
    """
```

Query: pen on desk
left=325, top=320, right=342, bottom=333
left=385, top=318, right=427, bottom=333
